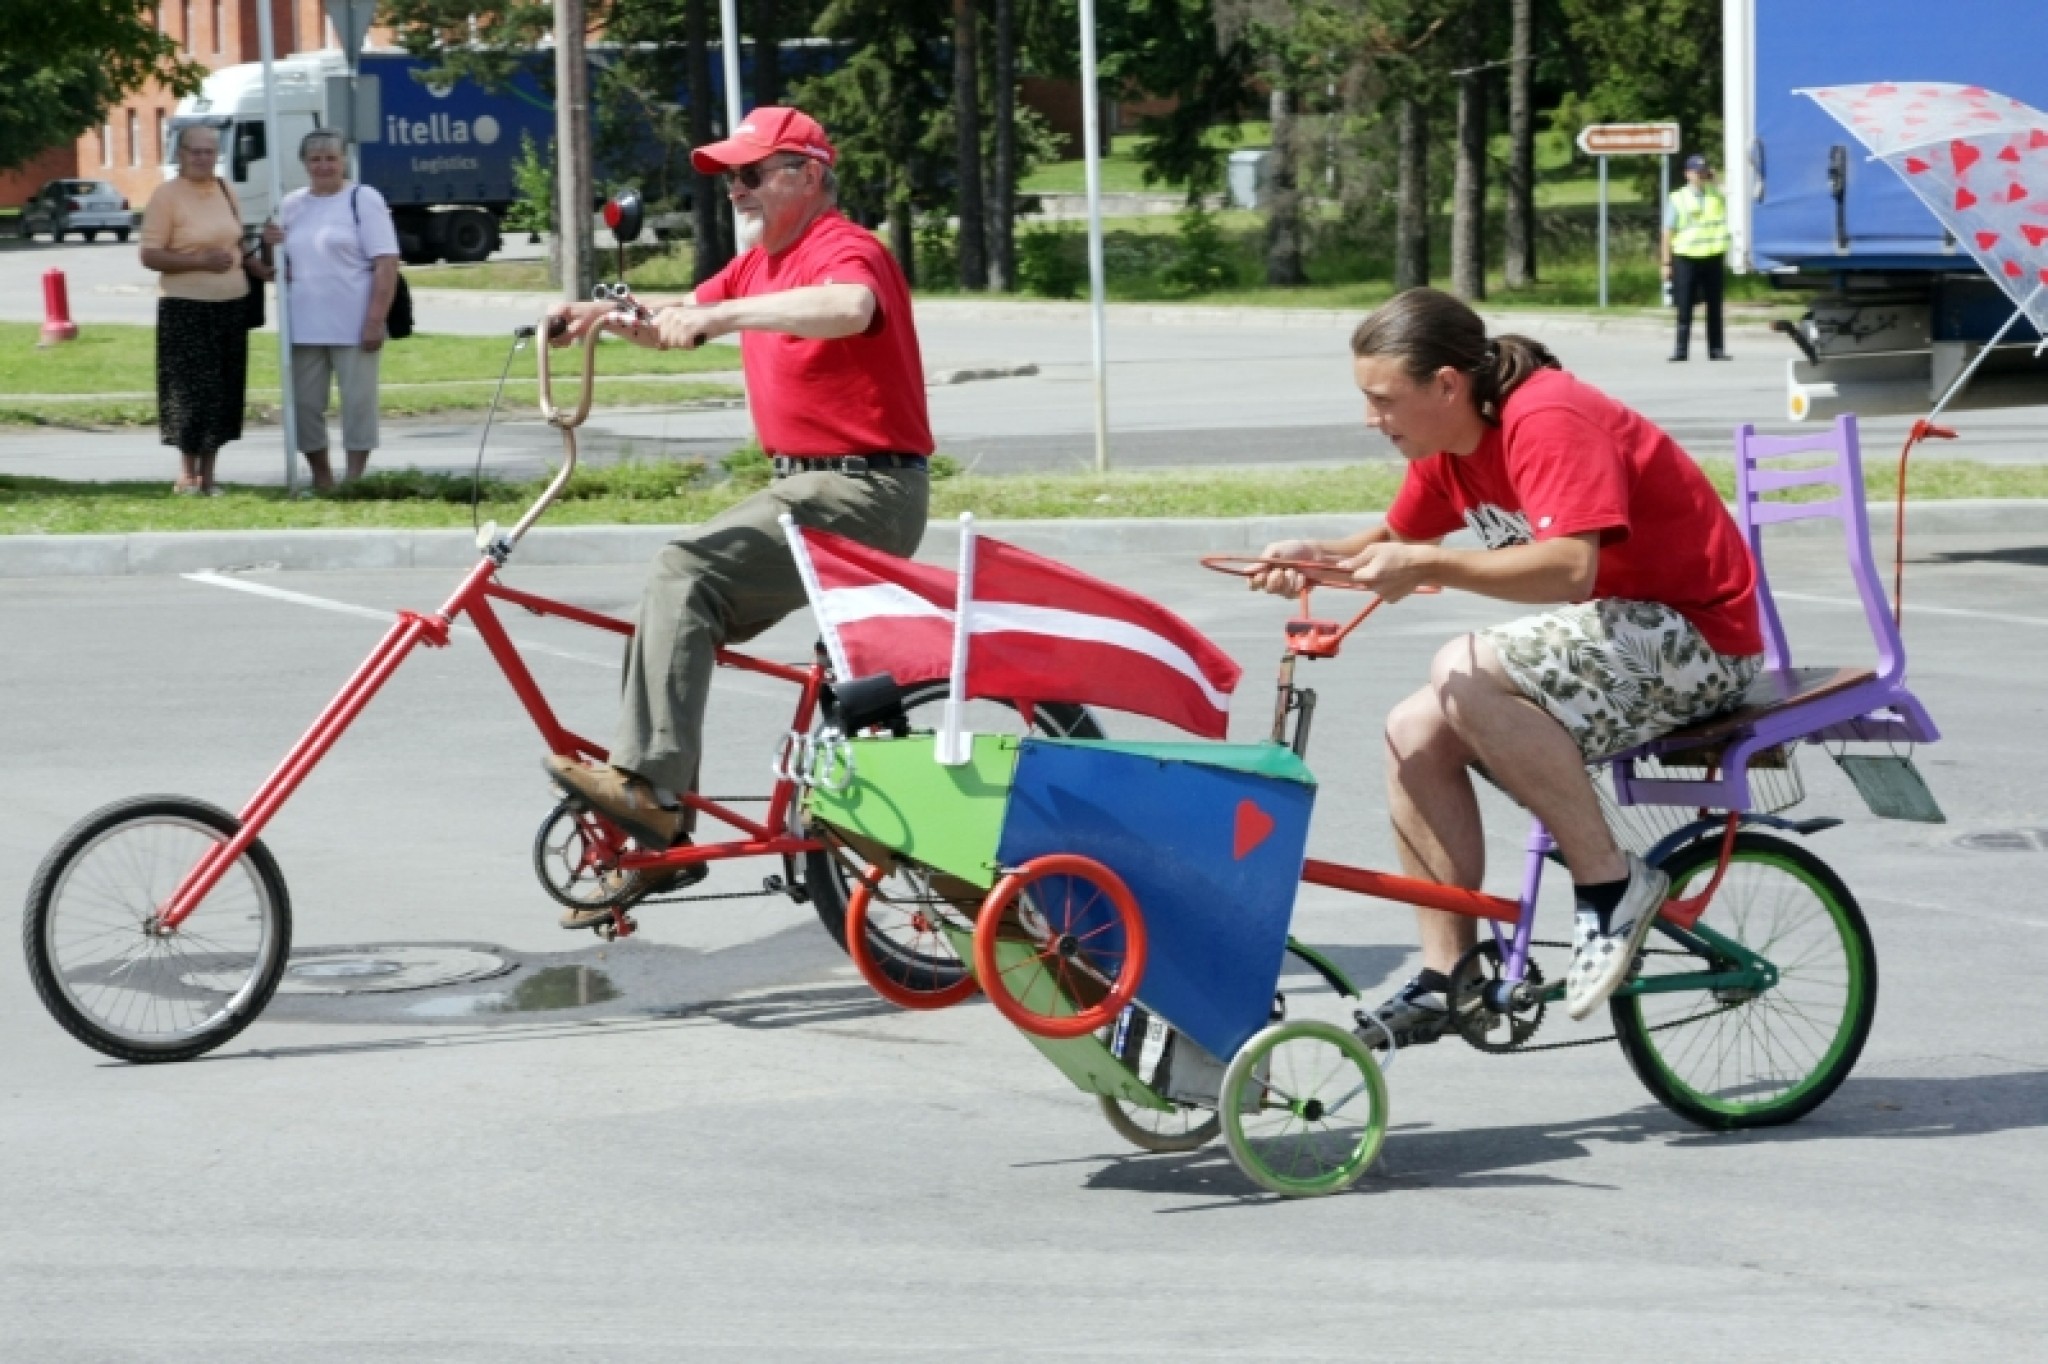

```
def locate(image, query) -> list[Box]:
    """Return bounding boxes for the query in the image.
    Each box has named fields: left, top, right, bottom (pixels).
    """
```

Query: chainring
left=1447, top=939, right=1548, bottom=1053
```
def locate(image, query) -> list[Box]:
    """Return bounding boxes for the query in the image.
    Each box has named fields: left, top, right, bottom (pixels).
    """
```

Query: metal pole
left=717, top=0, right=744, bottom=130
left=256, top=0, right=300, bottom=493
left=1077, top=0, right=1109, bottom=472
left=1597, top=154, right=1608, bottom=309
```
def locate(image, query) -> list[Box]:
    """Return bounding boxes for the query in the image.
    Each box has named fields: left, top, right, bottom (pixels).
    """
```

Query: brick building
left=2, top=0, right=345, bottom=210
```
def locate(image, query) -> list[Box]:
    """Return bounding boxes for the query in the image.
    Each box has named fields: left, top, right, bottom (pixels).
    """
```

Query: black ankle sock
left=1574, top=877, right=1630, bottom=932
left=1413, top=968, right=1451, bottom=999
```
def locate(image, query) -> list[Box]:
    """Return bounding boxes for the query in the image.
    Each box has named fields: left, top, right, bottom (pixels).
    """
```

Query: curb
left=1, top=500, right=2039, bottom=580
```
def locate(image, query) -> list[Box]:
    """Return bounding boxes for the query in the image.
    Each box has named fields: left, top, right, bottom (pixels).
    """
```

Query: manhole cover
left=180, top=946, right=511, bottom=996
left=1954, top=828, right=2048, bottom=852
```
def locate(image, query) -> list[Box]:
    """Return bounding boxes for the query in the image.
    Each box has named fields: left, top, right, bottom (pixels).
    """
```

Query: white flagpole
left=937, top=512, right=978, bottom=766
left=779, top=514, right=853, bottom=681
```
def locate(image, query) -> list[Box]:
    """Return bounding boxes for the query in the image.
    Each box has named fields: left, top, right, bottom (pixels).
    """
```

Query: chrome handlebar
left=503, top=288, right=646, bottom=552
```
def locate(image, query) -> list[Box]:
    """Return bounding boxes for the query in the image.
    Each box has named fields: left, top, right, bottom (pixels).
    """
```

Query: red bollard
left=40, top=269, right=78, bottom=346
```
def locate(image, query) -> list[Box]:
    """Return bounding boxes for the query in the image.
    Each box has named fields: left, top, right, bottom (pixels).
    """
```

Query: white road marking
left=1775, top=590, right=2048, bottom=629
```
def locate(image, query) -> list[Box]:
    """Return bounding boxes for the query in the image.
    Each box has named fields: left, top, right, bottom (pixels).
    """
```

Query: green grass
left=2, top=455, right=2041, bottom=537
left=0, top=321, right=741, bottom=427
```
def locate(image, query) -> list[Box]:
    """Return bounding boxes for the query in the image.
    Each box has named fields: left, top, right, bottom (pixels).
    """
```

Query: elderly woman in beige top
left=138, top=124, right=273, bottom=495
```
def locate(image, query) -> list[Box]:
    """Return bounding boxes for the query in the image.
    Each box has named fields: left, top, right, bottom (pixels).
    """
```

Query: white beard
left=734, top=210, right=764, bottom=252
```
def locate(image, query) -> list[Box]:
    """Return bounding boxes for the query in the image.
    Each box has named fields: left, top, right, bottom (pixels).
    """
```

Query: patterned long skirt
left=157, top=297, right=248, bottom=453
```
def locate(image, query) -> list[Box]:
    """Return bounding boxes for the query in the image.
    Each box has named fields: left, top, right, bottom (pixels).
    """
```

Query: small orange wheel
left=972, top=854, right=1147, bottom=1040
left=846, top=869, right=979, bottom=1010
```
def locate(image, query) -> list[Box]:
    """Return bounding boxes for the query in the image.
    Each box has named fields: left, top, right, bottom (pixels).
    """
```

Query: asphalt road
left=6, top=235, right=2048, bottom=488
left=3, top=528, right=2045, bottom=1359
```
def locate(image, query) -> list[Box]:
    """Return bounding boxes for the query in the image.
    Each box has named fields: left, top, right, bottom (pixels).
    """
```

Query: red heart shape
left=2022, top=224, right=2048, bottom=247
left=1905, top=156, right=1932, bottom=174
left=2000, top=145, right=2023, bottom=162
left=1232, top=799, right=1276, bottom=861
left=2032, top=130, right=2048, bottom=150
left=2009, top=182, right=2031, bottom=203
left=2004, top=259, right=2024, bottom=278
left=1963, top=85, right=1989, bottom=99
left=1977, top=231, right=2002, bottom=249
left=1869, top=83, right=1898, bottom=96
left=1957, top=187, right=1979, bottom=209
left=2039, top=268, right=2048, bottom=284
left=1952, top=140, right=1982, bottom=173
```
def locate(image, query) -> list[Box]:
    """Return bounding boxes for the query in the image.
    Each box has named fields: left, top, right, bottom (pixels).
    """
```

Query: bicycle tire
left=23, top=795, right=292, bottom=1064
left=804, top=682, right=1102, bottom=994
left=1220, top=1019, right=1388, bottom=1197
left=1614, top=831, right=1876, bottom=1130
left=1098, top=1094, right=1221, bottom=1152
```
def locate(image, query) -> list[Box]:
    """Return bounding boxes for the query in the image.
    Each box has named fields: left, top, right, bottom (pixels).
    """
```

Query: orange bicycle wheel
left=845, top=868, right=980, bottom=1010
left=972, top=854, right=1147, bottom=1040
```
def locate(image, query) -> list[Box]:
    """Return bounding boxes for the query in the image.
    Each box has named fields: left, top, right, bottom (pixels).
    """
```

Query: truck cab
left=1724, top=0, right=2048, bottom=419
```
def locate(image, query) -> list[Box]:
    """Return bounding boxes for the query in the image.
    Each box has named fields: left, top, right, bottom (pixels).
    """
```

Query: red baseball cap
left=690, top=106, right=838, bottom=174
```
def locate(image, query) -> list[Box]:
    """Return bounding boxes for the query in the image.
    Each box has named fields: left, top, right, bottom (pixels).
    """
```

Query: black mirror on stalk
left=602, top=189, right=644, bottom=283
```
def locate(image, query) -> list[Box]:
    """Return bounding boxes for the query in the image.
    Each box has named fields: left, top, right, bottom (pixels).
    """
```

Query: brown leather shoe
left=558, top=861, right=710, bottom=929
left=542, top=755, right=686, bottom=852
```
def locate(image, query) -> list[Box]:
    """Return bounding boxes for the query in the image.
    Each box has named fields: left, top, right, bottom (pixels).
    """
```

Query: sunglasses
left=727, top=158, right=809, bottom=190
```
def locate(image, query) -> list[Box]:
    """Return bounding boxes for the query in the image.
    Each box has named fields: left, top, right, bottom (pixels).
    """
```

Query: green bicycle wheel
left=1220, top=1020, right=1388, bottom=1197
left=1614, top=831, right=1877, bottom=1131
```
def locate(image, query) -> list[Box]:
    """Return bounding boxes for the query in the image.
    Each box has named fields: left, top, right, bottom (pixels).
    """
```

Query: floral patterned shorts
left=1480, top=600, right=1762, bottom=762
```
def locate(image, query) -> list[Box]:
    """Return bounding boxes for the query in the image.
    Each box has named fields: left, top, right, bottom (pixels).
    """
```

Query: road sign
left=1576, top=123, right=1681, bottom=156
left=323, top=0, right=377, bottom=68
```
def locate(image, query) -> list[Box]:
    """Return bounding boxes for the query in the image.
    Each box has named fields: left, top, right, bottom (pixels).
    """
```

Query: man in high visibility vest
left=1661, top=153, right=1732, bottom=361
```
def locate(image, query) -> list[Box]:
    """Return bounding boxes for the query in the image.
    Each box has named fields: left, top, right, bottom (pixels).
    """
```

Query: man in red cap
left=541, top=106, right=932, bottom=926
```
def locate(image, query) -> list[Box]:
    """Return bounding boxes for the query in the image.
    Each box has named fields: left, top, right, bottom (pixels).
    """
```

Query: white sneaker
left=1564, top=854, right=1670, bottom=1021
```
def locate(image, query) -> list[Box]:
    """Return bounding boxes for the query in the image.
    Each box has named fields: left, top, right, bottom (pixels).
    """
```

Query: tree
left=0, top=2, right=203, bottom=173
left=755, top=0, right=784, bottom=108
left=952, top=0, right=988, bottom=289
left=1503, top=0, right=1535, bottom=287
left=1394, top=94, right=1429, bottom=289
left=1555, top=0, right=1722, bottom=195
left=1448, top=0, right=1486, bottom=301
left=987, top=0, right=1017, bottom=290
left=687, top=0, right=734, bottom=282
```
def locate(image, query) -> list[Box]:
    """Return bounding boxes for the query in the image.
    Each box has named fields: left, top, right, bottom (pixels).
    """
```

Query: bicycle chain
left=1461, top=939, right=1741, bottom=1055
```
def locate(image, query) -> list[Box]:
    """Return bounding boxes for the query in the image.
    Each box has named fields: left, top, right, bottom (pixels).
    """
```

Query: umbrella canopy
left=1803, top=81, right=2048, bottom=335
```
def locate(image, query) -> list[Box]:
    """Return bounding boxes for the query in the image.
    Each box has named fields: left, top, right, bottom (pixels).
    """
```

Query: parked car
left=17, top=180, right=134, bottom=243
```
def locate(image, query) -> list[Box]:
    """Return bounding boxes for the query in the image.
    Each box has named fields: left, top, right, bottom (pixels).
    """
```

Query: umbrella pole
left=1925, top=285, right=2043, bottom=424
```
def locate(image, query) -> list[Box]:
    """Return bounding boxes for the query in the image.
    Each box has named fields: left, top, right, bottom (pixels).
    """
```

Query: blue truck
left=1724, top=0, right=2048, bottom=418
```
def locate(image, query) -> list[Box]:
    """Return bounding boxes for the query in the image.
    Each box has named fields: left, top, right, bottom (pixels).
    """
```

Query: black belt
left=771, top=454, right=926, bottom=478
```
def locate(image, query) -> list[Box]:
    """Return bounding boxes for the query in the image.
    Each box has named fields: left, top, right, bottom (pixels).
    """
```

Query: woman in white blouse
left=262, top=130, right=400, bottom=490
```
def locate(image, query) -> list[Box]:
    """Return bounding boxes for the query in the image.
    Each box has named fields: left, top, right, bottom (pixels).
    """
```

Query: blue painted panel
left=995, top=742, right=1314, bottom=1060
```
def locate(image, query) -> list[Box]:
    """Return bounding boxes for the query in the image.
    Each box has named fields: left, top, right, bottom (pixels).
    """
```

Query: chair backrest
left=1732, top=414, right=1905, bottom=684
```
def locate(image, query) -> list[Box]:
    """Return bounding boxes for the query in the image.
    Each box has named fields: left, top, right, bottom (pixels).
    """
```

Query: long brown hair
left=1349, top=287, right=1560, bottom=425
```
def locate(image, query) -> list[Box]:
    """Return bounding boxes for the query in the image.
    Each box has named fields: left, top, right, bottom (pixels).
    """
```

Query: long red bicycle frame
left=157, top=556, right=825, bottom=930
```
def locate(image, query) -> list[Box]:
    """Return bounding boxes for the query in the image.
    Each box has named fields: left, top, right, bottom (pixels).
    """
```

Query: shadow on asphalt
left=1928, top=545, right=2048, bottom=568
left=1068, top=1067, right=2048, bottom=1208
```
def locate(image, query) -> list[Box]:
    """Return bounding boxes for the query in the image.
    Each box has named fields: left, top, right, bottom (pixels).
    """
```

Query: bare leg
left=343, top=449, right=371, bottom=482
left=177, top=451, right=203, bottom=490
left=196, top=447, right=219, bottom=493
left=1428, top=633, right=1626, bottom=882
left=303, top=449, right=336, bottom=491
left=1384, top=684, right=1487, bottom=976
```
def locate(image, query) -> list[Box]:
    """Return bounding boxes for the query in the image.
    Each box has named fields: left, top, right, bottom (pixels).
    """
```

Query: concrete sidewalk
left=2, top=499, right=2041, bottom=579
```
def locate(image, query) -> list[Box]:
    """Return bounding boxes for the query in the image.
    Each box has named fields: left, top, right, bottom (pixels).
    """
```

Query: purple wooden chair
left=1609, top=413, right=1941, bottom=814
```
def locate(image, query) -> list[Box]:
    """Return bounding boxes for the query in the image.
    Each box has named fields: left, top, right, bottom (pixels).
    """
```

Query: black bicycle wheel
left=23, top=795, right=292, bottom=1064
left=805, top=682, right=1103, bottom=993
left=1614, top=831, right=1876, bottom=1130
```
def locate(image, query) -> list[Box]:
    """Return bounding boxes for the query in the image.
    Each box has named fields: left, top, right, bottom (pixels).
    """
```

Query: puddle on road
left=401, top=965, right=621, bottom=1020
left=493, top=965, right=621, bottom=1013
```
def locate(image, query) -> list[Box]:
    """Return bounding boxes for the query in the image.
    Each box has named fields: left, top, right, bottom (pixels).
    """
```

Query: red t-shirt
left=1385, top=367, right=1762, bottom=656
left=694, top=211, right=933, bottom=458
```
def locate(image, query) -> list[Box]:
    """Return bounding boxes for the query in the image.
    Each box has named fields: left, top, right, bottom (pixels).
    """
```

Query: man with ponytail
left=1252, top=287, right=1763, bottom=1045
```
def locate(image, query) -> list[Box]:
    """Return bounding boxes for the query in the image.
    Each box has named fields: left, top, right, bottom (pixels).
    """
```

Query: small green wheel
left=1220, top=1019, right=1388, bottom=1197
left=1097, top=1094, right=1221, bottom=1152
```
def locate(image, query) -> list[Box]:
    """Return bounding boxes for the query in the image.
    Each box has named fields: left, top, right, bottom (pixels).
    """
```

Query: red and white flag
left=783, top=514, right=1242, bottom=752
left=783, top=520, right=956, bottom=687
left=960, top=532, right=1241, bottom=740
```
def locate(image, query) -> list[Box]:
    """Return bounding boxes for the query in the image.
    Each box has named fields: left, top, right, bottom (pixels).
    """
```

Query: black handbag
left=219, top=179, right=265, bottom=330
left=352, top=187, right=413, bottom=340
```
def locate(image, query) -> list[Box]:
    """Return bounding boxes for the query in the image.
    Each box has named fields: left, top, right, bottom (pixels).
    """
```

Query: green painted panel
left=938, top=922, right=1170, bottom=1111
left=1034, top=737, right=1316, bottom=786
left=804, top=734, right=1019, bottom=889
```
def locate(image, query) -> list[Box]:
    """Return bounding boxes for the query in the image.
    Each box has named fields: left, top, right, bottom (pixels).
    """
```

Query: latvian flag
left=782, top=515, right=1241, bottom=741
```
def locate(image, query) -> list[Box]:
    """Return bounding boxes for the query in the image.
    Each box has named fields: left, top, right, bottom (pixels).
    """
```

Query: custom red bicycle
left=20, top=313, right=1098, bottom=1063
